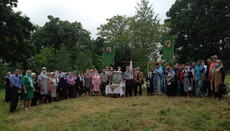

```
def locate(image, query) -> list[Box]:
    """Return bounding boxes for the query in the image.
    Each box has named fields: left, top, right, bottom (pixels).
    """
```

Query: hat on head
left=42, top=67, right=46, bottom=70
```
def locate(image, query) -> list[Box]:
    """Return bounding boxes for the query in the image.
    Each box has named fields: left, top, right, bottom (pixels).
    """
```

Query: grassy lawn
left=0, top=73, right=229, bottom=131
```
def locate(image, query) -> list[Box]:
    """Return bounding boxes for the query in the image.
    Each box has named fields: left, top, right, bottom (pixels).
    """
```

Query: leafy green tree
left=31, top=47, right=55, bottom=71
left=166, top=0, right=230, bottom=63
left=130, top=0, right=161, bottom=54
left=97, top=15, right=132, bottom=68
left=0, top=0, right=35, bottom=68
left=92, top=37, right=106, bottom=70
left=32, top=16, right=97, bottom=71
left=32, top=16, right=92, bottom=53
left=97, top=0, right=162, bottom=71
left=54, top=44, right=72, bottom=71
left=97, top=15, right=131, bottom=47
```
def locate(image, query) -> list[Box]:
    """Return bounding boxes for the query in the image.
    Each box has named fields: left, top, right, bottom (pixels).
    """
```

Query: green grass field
left=0, top=73, right=229, bottom=131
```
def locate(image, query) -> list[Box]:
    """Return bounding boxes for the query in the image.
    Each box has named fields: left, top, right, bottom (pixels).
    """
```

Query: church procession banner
left=162, top=36, right=174, bottom=63
left=103, top=44, right=115, bottom=66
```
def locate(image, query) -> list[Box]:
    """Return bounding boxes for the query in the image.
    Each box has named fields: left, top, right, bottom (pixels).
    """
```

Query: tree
left=130, top=0, right=162, bottom=72
left=130, top=0, right=161, bottom=54
left=31, top=16, right=97, bottom=71
left=53, top=44, right=72, bottom=71
left=166, top=0, right=230, bottom=63
left=32, top=16, right=92, bottom=53
left=31, top=47, right=55, bottom=71
left=97, top=15, right=131, bottom=47
left=97, top=15, right=133, bottom=67
left=0, top=0, right=35, bottom=67
left=97, top=0, right=162, bottom=70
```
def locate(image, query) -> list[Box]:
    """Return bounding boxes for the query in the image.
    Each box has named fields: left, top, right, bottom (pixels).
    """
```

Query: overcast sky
left=14, top=0, right=176, bottom=39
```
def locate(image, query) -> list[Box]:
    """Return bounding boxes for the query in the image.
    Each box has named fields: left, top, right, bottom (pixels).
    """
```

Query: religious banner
left=162, top=36, right=174, bottom=63
left=103, top=44, right=115, bottom=66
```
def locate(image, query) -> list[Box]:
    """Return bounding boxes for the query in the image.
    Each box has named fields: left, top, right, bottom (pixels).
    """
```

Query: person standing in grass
left=210, top=55, right=218, bottom=94
left=194, top=60, right=205, bottom=97
left=205, top=59, right=212, bottom=97
left=67, top=72, right=75, bottom=98
left=177, top=64, right=184, bottom=96
left=146, top=71, right=153, bottom=96
left=38, top=67, right=49, bottom=104
left=4, top=72, right=12, bottom=103
left=9, top=69, right=21, bottom=113
left=31, top=73, right=40, bottom=106
left=124, top=66, right=134, bottom=97
left=92, top=70, right=101, bottom=96
left=182, top=66, right=193, bottom=97
left=153, top=64, right=164, bottom=95
left=100, top=69, right=108, bottom=96
left=166, top=65, right=176, bottom=96
left=213, top=60, right=225, bottom=100
left=84, top=69, right=93, bottom=96
left=58, top=73, right=68, bottom=99
left=21, top=70, right=34, bottom=110
left=77, top=71, right=85, bottom=97
left=49, top=73, right=58, bottom=102
left=134, top=67, right=143, bottom=96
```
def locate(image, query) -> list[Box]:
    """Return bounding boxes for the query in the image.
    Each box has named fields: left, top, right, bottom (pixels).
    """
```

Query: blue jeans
left=195, top=80, right=203, bottom=97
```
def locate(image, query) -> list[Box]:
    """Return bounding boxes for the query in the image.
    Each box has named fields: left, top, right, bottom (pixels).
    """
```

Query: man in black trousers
left=9, top=69, right=22, bottom=113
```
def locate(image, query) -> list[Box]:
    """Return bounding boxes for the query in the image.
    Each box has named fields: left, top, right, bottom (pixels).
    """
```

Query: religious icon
left=165, top=40, right=171, bottom=48
left=106, top=47, right=112, bottom=53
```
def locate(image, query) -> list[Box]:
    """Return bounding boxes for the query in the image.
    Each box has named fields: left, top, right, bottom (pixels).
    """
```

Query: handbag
left=188, top=84, right=193, bottom=91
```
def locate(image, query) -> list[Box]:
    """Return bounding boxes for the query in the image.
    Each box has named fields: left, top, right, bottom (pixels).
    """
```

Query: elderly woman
left=21, top=70, right=34, bottom=110
left=67, top=72, right=76, bottom=98
left=166, top=65, right=176, bottom=96
left=49, top=73, right=58, bottom=102
left=182, top=66, right=193, bottom=97
left=84, top=69, right=93, bottom=96
left=31, top=73, right=40, bottom=106
left=92, top=70, right=101, bottom=96
left=38, top=67, right=49, bottom=104
left=213, top=60, right=225, bottom=99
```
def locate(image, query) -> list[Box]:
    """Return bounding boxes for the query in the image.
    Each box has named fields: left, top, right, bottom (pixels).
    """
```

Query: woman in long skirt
left=92, top=70, right=101, bottom=96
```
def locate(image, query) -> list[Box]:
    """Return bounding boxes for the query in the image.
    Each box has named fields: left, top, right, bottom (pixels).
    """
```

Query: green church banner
left=162, top=36, right=174, bottom=63
left=103, top=44, right=115, bottom=66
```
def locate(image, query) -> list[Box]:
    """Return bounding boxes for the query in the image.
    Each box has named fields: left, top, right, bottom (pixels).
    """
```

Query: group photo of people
left=3, top=55, right=226, bottom=113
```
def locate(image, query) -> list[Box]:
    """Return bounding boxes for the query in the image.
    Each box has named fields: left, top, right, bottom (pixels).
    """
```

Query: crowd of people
left=3, top=55, right=226, bottom=113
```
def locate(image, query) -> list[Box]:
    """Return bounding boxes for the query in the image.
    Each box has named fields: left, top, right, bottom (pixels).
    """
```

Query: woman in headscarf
left=58, top=73, right=68, bottom=100
left=84, top=69, right=93, bottom=96
left=166, top=65, right=176, bottom=96
left=38, top=67, right=49, bottom=104
left=67, top=72, right=76, bottom=98
left=92, top=70, right=101, bottom=96
left=182, top=66, right=193, bottom=97
left=4, top=72, right=12, bottom=103
left=21, top=70, right=34, bottom=110
left=49, top=72, right=58, bottom=102
left=213, top=60, right=225, bottom=99
left=31, top=73, right=40, bottom=106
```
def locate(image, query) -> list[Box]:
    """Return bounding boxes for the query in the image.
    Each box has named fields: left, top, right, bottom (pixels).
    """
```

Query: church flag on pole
left=103, top=44, right=115, bottom=66
left=162, top=36, right=174, bottom=63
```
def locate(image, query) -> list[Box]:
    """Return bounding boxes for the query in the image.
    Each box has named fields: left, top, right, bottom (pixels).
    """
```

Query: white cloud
left=14, top=0, right=176, bottom=39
